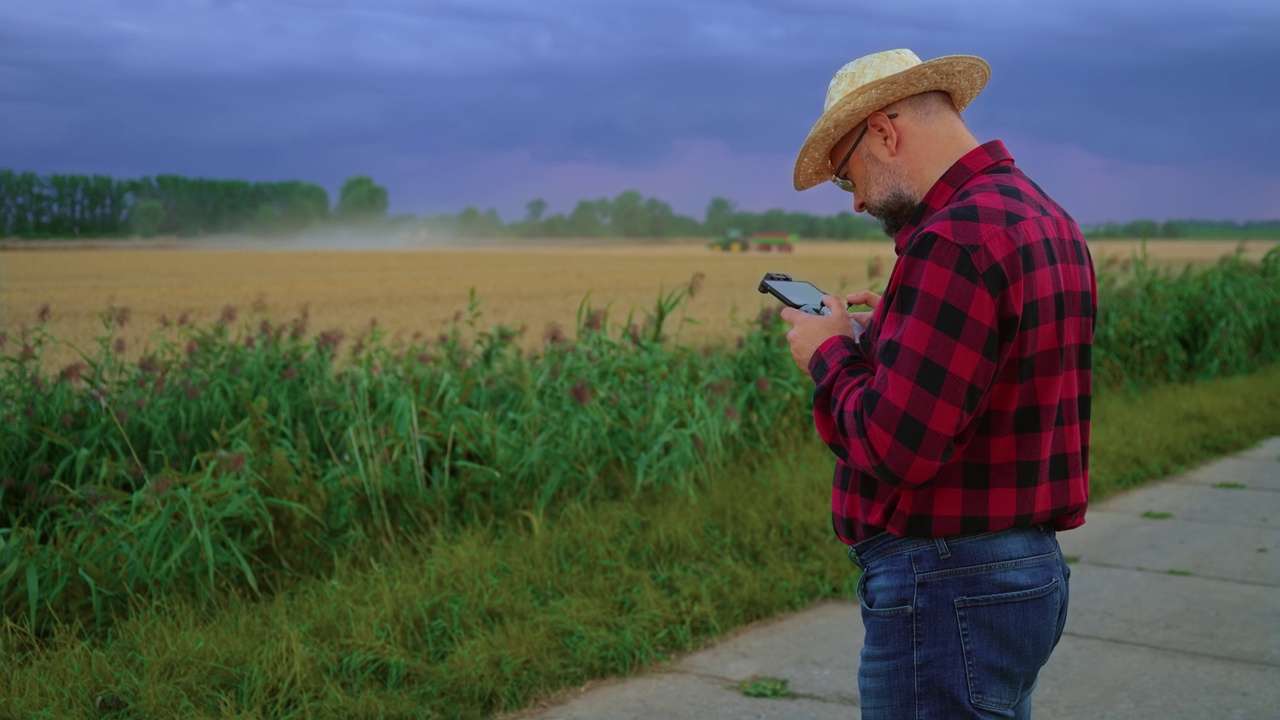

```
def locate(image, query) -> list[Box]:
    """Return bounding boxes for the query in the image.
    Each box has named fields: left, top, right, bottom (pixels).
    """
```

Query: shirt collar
left=893, top=140, right=1015, bottom=253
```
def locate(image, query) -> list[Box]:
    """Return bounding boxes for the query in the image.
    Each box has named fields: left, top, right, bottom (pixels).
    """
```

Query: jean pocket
left=954, top=577, right=1062, bottom=712
left=856, top=566, right=913, bottom=617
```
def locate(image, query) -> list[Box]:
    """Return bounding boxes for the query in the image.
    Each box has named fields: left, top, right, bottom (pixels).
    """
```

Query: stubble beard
left=862, top=151, right=920, bottom=239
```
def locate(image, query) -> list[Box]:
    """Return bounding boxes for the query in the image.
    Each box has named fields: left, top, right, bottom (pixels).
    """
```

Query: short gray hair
left=886, top=90, right=961, bottom=122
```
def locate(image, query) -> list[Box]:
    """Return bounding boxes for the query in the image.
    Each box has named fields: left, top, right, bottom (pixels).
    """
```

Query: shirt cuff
left=807, top=334, right=862, bottom=384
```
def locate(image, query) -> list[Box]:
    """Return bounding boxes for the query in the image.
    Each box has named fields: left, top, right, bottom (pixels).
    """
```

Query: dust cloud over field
left=2, top=238, right=1274, bottom=368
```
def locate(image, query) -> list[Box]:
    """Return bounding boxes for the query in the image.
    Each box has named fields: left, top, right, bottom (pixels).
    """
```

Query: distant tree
left=453, top=206, right=506, bottom=237
left=643, top=197, right=676, bottom=237
left=250, top=203, right=280, bottom=235
left=128, top=199, right=166, bottom=238
left=1123, top=219, right=1160, bottom=238
left=525, top=198, right=548, bottom=224
left=457, top=206, right=483, bottom=236
left=1160, top=220, right=1184, bottom=238
left=705, top=197, right=736, bottom=236
left=541, top=213, right=568, bottom=238
left=567, top=199, right=608, bottom=237
left=611, top=190, right=646, bottom=237
left=336, top=175, right=389, bottom=222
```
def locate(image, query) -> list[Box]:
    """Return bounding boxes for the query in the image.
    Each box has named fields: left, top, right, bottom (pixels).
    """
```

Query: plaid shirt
left=809, top=141, right=1096, bottom=544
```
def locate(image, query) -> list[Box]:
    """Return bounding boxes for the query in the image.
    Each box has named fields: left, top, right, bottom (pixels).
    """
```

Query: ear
left=864, top=111, right=901, bottom=158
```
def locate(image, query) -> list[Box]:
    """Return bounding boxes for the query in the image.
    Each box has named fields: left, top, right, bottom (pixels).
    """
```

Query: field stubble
left=2, top=238, right=1273, bottom=367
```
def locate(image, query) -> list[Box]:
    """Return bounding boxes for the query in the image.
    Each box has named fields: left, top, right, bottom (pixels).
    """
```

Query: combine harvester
left=707, top=229, right=797, bottom=252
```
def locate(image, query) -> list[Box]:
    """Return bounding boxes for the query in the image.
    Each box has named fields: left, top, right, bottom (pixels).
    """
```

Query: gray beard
left=868, top=188, right=919, bottom=238
left=862, top=150, right=920, bottom=238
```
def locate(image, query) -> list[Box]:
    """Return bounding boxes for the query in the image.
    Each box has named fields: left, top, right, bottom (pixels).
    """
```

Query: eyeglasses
left=830, top=112, right=898, bottom=193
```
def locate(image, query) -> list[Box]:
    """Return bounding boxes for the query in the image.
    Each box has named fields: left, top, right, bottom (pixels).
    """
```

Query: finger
left=851, top=310, right=873, bottom=325
left=779, top=307, right=801, bottom=326
left=823, top=295, right=845, bottom=314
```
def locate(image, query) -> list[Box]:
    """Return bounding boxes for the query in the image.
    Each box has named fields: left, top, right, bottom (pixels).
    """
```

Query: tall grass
left=2, top=278, right=806, bottom=633
left=4, top=368, right=1280, bottom=720
left=2, top=246, right=1277, bottom=637
left=1093, top=243, right=1280, bottom=386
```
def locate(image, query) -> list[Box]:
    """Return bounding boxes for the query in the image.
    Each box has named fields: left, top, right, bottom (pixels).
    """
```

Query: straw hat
left=793, top=49, right=991, bottom=191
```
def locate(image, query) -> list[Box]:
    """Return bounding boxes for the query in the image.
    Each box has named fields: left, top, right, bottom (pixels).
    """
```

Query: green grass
left=0, top=430, right=852, bottom=719
left=736, top=676, right=793, bottom=698
left=1088, top=363, right=1280, bottom=501
left=1141, top=511, right=1175, bottom=520
left=5, top=366, right=1280, bottom=719
left=1213, top=482, right=1247, bottom=490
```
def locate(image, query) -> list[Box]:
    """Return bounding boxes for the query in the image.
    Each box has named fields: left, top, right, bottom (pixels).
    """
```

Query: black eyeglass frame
left=830, top=112, right=898, bottom=193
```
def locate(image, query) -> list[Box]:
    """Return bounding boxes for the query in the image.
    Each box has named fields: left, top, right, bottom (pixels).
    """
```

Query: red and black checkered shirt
left=809, top=140, right=1096, bottom=545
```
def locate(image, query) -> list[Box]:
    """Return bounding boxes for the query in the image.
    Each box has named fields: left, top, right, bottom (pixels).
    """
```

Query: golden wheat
left=2, top=238, right=1273, bottom=368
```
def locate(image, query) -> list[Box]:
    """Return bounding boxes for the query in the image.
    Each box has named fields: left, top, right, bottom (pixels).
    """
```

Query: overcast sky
left=3, top=0, right=1278, bottom=225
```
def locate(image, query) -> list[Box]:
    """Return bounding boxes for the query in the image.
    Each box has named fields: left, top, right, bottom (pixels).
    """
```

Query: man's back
left=811, top=140, right=1097, bottom=543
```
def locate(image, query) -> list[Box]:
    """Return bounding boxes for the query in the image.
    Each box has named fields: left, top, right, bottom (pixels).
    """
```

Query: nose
left=853, top=190, right=868, bottom=214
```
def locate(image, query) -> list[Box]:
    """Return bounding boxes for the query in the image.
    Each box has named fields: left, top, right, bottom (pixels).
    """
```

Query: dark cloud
left=1, top=0, right=1277, bottom=220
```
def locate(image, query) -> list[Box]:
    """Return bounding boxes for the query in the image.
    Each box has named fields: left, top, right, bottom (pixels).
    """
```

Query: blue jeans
left=849, top=524, right=1071, bottom=719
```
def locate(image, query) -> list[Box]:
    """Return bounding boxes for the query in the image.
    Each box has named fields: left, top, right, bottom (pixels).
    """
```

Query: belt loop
left=934, top=537, right=951, bottom=560
left=847, top=545, right=863, bottom=569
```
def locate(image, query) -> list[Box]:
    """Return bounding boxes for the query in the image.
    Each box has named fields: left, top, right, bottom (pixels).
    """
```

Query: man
left=781, top=49, right=1096, bottom=719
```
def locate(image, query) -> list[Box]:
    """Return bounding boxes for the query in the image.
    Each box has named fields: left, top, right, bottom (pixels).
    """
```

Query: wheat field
left=2, top=238, right=1274, bottom=367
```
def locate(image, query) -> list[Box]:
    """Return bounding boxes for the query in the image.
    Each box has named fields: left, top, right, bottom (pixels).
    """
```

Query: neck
left=907, top=123, right=981, bottom=200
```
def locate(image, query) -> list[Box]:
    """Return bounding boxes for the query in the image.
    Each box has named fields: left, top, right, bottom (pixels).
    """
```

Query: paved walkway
left=519, top=437, right=1280, bottom=719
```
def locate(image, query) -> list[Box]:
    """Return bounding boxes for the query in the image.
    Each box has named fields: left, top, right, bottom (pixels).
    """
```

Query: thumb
left=823, top=295, right=845, bottom=314
left=845, top=290, right=881, bottom=308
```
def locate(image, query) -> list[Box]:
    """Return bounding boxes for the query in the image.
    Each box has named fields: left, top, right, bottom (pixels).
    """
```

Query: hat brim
left=792, top=55, right=991, bottom=191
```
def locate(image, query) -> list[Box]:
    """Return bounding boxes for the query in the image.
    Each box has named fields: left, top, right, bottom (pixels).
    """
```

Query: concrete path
left=518, top=437, right=1280, bottom=719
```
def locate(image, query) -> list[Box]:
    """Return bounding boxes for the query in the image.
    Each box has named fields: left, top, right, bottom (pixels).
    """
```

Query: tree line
left=413, top=192, right=887, bottom=240
left=3, top=168, right=1277, bottom=241
left=418, top=194, right=1280, bottom=241
left=0, top=170, right=388, bottom=239
left=1081, top=218, right=1280, bottom=239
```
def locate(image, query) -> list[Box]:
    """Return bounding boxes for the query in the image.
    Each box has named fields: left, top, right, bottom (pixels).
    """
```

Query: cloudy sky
left=3, top=0, right=1278, bottom=225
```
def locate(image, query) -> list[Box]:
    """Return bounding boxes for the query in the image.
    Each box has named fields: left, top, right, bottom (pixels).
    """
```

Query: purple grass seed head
left=59, top=362, right=87, bottom=384
left=544, top=323, right=566, bottom=345
left=569, top=379, right=593, bottom=406
left=687, top=271, right=706, bottom=298
left=109, top=305, right=131, bottom=328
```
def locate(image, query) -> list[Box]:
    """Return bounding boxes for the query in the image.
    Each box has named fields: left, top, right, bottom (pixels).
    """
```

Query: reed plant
left=1, top=277, right=807, bottom=633
left=1093, top=243, right=1280, bottom=386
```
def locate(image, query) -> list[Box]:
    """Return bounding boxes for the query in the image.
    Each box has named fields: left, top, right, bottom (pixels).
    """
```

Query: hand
left=780, top=295, right=856, bottom=372
left=845, top=289, right=881, bottom=331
